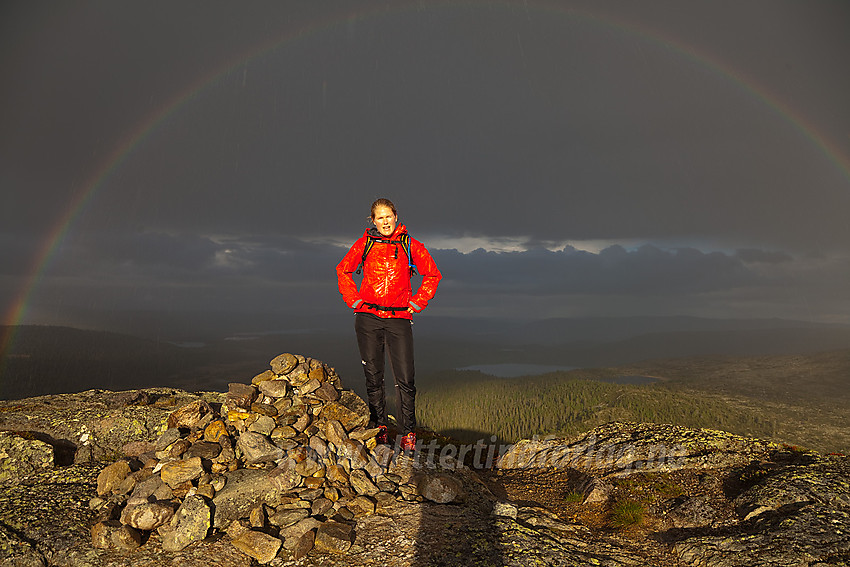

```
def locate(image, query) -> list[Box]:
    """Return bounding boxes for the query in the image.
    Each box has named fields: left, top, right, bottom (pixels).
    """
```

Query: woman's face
left=372, top=205, right=397, bottom=237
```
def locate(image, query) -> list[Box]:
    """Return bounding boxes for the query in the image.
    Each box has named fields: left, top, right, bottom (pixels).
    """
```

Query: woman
left=336, top=198, right=442, bottom=451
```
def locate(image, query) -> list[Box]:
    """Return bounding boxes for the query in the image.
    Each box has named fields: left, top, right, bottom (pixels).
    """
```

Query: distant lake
left=456, top=363, right=578, bottom=377
left=456, top=364, right=659, bottom=385
left=607, top=375, right=659, bottom=385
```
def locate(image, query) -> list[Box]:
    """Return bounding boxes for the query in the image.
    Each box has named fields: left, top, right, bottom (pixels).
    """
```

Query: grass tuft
left=563, top=490, right=585, bottom=503
left=609, top=499, right=645, bottom=528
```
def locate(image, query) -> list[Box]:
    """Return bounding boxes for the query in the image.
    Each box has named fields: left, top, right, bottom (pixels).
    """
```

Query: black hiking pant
left=354, top=313, right=416, bottom=436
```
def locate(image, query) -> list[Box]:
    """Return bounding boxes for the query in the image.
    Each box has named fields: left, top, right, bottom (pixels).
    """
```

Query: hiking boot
left=376, top=425, right=388, bottom=445
left=400, top=432, right=416, bottom=452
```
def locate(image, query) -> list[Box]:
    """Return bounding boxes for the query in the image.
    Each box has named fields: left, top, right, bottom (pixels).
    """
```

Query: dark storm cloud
left=3, top=1, right=850, bottom=328
left=6, top=1, right=849, bottom=247
left=0, top=235, right=41, bottom=276
left=45, top=231, right=343, bottom=284
left=87, top=232, right=220, bottom=272
left=734, top=248, right=793, bottom=265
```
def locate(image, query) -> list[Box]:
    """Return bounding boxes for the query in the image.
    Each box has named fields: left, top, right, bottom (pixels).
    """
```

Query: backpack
left=356, top=230, right=417, bottom=277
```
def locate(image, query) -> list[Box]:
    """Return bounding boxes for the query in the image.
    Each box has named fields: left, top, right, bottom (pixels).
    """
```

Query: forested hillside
left=417, top=371, right=775, bottom=444
left=417, top=349, right=850, bottom=454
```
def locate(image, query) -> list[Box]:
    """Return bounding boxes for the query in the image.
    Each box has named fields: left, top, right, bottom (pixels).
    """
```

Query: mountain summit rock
left=1, top=352, right=848, bottom=566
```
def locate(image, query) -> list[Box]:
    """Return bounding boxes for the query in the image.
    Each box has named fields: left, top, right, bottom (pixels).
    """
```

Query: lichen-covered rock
left=212, top=467, right=296, bottom=529
left=158, top=494, right=211, bottom=551
left=96, top=459, right=131, bottom=496
left=91, top=520, right=142, bottom=550
left=669, top=452, right=850, bottom=566
left=1, top=522, right=49, bottom=565
left=314, top=520, right=353, bottom=554
left=0, top=431, right=55, bottom=486
left=497, top=421, right=779, bottom=475
left=230, top=530, right=282, bottom=564
left=236, top=431, right=282, bottom=464
left=0, top=463, right=107, bottom=565
left=348, top=469, right=380, bottom=496
left=0, top=387, right=221, bottom=462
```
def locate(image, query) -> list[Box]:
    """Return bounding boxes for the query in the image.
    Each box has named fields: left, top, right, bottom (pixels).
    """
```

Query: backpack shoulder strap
left=398, top=233, right=417, bottom=276
left=355, top=234, right=376, bottom=275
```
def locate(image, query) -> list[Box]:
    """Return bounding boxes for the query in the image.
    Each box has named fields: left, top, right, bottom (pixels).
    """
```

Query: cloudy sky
left=2, top=0, right=850, bottom=337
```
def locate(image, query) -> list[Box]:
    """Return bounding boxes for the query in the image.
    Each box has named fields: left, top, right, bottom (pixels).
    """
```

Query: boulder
left=236, top=431, right=282, bottom=465
left=319, top=391, right=369, bottom=432
left=120, top=501, right=175, bottom=530
left=416, top=472, right=465, bottom=504
left=270, top=353, right=298, bottom=376
left=292, top=529, right=316, bottom=560
left=212, top=467, right=298, bottom=528
left=227, top=383, right=258, bottom=410
left=314, top=521, right=354, bottom=554
left=91, top=520, right=142, bottom=551
left=497, top=422, right=779, bottom=475
left=349, top=469, right=380, bottom=496
left=231, top=530, right=282, bottom=564
left=159, top=494, right=211, bottom=551
left=167, top=399, right=214, bottom=429
left=160, top=456, right=204, bottom=488
left=96, top=459, right=131, bottom=496
left=258, top=379, right=289, bottom=398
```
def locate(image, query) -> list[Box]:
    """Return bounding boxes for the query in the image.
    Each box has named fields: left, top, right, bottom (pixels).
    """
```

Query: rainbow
left=3, top=1, right=849, bottom=370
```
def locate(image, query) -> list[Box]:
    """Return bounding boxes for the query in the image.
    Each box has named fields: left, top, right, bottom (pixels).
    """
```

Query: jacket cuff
left=408, top=301, right=422, bottom=313
left=351, top=299, right=363, bottom=309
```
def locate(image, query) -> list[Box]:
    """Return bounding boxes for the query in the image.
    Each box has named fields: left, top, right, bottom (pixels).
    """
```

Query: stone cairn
left=90, top=353, right=457, bottom=563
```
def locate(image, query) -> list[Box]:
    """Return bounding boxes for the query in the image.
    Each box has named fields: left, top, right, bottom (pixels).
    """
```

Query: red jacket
left=336, top=224, right=441, bottom=320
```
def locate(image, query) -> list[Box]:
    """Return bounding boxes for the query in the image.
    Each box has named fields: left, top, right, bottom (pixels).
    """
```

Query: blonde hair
left=370, top=198, right=397, bottom=219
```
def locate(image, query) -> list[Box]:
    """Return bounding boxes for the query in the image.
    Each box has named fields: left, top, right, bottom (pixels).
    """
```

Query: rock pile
left=89, top=353, right=462, bottom=563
